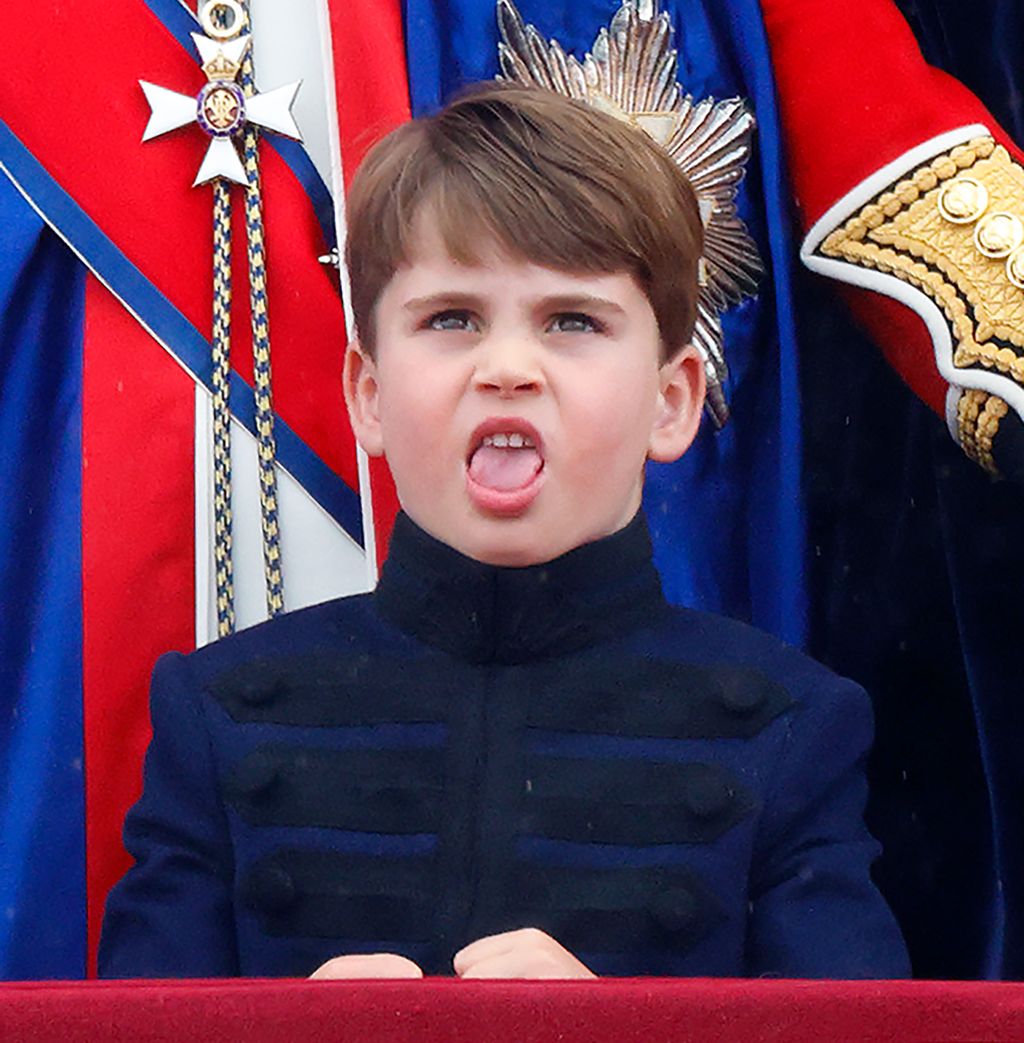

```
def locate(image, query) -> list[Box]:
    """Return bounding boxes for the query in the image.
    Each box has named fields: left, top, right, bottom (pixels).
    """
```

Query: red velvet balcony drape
left=2, top=978, right=1024, bottom=1042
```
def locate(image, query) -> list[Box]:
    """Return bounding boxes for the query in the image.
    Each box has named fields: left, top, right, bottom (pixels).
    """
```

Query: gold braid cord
left=211, top=178, right=236, bottom=635
left=815, top=135, right=1024, bottom=471
left=957, top=388, right=1010, bottom=475
left=141, top=1, right=300, bottom=633
left=239, top=11, right=285, bottom=618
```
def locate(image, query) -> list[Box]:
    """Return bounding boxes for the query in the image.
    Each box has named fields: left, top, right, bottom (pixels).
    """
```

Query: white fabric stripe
left=316, top=0, right=379, bottom=588
left=194, top=384, right=214, bottom=647
left=251, top=0, right=334, bottom=190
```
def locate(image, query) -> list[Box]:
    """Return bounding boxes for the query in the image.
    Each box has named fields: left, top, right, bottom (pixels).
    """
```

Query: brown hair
left=345, top=81, right=703, bottom=360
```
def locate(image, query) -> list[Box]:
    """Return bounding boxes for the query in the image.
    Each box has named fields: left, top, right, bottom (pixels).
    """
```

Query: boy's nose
left=473, top=337, right=543, bottom=396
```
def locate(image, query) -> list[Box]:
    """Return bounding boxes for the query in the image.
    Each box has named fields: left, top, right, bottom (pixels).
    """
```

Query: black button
left=238, top=677, right=286, bottom=707
left=684, top=773, right=732, bottom=820
left=230, top=752, right=279, bottom=799
left=242, top=864, right=296, bottom=913
left=649, top=887, right=698, bottom=934
left=717, top=676, right=765, bottom=716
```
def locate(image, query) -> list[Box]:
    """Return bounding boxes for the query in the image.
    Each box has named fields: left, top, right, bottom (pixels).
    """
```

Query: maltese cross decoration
left=140, top=5, right=301, bottom=186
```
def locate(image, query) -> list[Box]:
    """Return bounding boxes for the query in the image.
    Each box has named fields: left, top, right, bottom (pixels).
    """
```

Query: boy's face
left=345, top=217, right=705, bottom=567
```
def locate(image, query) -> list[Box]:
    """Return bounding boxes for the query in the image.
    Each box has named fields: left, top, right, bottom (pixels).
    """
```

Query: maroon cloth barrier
left=2, top=978, right=1024, bottom=1042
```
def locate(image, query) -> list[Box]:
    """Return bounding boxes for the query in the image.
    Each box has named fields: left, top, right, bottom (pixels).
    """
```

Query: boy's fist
left=309, top=953, right=424, bottom=979
left=453, top=928, right=596, bottom=979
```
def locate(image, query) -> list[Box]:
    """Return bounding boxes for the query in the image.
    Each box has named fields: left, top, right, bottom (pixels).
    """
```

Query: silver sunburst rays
left=497, top=0, right=762, bottom=426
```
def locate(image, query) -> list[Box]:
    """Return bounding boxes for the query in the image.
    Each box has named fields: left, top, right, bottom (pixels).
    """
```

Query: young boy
left=100, top=83, right=909, bottom=980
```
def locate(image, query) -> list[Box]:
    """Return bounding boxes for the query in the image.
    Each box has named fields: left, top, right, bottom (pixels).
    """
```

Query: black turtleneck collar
left=373, top=511, right=668, bottom=664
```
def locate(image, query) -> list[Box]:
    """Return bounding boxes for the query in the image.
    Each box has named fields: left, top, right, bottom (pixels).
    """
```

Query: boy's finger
left=458, top=949, right=594, bottom=980
left=453, top=928, right=541, bottom=974
left=309, top=953, right=424, bottom=979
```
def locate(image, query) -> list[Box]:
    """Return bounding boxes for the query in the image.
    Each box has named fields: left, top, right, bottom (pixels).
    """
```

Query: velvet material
left=100, top=514, right=907, bottom=980
left=800, top=1, right=1024, bottom=980
left=0, top=177, right=87, bottom=979
left=374, top=512, right=666, bottom=664
left=7, top=979, right=1024, bottom=1042
left=894, top=0, right=1024, bottom=144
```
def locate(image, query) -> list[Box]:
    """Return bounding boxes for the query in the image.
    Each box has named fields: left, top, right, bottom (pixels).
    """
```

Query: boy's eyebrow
left=402, top=292, right=484, bottom=313
left=535, top=294, right=627, bottom=316
left=402, top=292, right=628, bottom=315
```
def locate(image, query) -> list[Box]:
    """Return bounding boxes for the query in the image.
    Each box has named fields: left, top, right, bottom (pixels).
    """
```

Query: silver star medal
left=139, top=16, right=301, bottom=186
left=498, top=0, right=762, bottom=426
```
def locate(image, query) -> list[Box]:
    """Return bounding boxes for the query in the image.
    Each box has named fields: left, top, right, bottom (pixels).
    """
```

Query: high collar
left=373, top=512, right=667, bottom=664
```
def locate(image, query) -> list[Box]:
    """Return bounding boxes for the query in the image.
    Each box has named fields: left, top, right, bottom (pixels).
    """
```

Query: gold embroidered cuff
left=813, top=135, right=1024, bottom=473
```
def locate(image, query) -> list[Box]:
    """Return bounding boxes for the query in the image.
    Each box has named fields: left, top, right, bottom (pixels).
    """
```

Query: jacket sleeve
left=746, top=676, right=911, bottom=978
left=98, top=651, right=239, bottom=977
left=761, top=0, right=1024, bottom=481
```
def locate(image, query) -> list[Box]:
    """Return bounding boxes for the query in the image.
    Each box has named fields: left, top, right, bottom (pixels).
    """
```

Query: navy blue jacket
left=100, top=513, right=909, bottom=978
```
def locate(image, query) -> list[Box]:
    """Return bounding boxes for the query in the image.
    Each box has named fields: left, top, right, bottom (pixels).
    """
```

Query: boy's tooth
left=478, top=431, right=536, bottom=450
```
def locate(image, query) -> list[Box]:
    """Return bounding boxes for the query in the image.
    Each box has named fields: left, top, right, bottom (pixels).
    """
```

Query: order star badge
left=498, top=0, right=762, bottom=427
left=140, top=28, right=301, bottom=186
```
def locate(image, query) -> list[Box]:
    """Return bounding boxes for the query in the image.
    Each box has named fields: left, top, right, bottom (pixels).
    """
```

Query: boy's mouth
left=465, top=420, right=545, bottom=514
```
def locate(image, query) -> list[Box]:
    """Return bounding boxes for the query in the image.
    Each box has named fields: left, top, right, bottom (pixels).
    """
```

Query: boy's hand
left=309, top=953, right=424, bottom=979
left=453, top=928, right=596, bottom=979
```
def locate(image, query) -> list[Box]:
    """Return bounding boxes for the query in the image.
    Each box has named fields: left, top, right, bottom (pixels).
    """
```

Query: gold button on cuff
left=938, top=177, right=989, bottom=224
left=1006, top=247, right=1024, bottom=290
left=974, top=212, right=1024, bottom=259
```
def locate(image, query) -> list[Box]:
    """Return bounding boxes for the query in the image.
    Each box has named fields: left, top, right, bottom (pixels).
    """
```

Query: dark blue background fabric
left=803, top=0, right=1024, bottom=980
left=799, top=289, right=998, bottom=980
left=402, top=0, right=809, bottom=649
left=0, top=174, right=86, bottom=978
left=895, top=0, right=1024, bottom=144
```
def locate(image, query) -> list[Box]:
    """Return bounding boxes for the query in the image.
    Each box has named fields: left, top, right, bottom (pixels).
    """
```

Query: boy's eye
left=426, top=309, right=479, bottom=332
left=547, top=312, right=602, bottom=334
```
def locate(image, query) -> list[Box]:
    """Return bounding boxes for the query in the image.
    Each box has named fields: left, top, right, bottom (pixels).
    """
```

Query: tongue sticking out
left=468, top=445, right=543, bottom=492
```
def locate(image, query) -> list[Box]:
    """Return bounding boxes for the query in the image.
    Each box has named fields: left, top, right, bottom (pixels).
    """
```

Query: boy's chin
left=446, top=510, right=617, bottom=568
left=417, top=510, right=566, bottom=568
left=456, top=525, right=562, bottom=568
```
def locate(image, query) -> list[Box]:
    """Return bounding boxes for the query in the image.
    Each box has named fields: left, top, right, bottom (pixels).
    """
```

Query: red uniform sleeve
left=761, top=0, right=1024, bottom=477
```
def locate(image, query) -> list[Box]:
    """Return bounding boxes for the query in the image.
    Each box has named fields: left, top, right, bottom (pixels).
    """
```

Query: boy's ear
left=647, top=344, right=706, bottom=463
left=343, top=341, right=385, bottom=457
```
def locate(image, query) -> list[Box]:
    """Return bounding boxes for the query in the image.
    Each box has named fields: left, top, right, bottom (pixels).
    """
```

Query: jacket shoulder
left=182, top=590, right=379, bottom=681
left=654, top=604, right=869, bottom=716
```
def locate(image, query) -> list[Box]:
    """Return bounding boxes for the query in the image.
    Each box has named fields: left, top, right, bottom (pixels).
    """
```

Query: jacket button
left=243, top=864, right=296, bottom=913
left=649, top=887, right=699, bottom=934
left=239, top=678, right=285, bottom=707
left=717, top=677, right=764, bottom=716
left=231, top=752, right=279, bottom=799
left=684, top=773, right=732, bottom=820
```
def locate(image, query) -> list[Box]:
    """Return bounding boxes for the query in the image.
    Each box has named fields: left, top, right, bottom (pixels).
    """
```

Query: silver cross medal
left=139, top=2, right=301, bottom=185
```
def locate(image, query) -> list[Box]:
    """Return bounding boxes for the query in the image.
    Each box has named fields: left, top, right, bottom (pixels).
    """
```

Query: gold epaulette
left=812, top=134, right=1024, bottom=475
